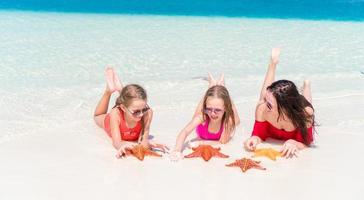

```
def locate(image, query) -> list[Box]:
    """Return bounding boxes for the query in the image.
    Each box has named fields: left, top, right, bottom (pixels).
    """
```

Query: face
left=204, top=97, right=225, bottom=121
left=122, top=99, right=149, bottom=122
left=264, top=91, right=277, bottom=112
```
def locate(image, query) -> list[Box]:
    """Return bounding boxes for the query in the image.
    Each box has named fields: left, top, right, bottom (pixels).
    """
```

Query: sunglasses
left=125, top=105, right=150, bottom=117
left=203, top=107, right=224, bottom=115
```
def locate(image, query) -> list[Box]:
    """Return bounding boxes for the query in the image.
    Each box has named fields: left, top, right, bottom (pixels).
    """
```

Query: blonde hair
left=114, top=84, right=147, bottom=108
left=201, top=85, right=236, bottom=141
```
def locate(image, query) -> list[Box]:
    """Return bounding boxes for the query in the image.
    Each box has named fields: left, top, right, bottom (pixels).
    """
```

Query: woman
left=244, top=48, right=315, bottom=158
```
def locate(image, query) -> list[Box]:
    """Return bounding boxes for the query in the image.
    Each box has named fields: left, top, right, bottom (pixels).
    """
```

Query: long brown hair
left=201, top=85, right=236, bottom=139
left=114, top=84, right=147, bottom=141
left=267, top=80, right=315, bottom=145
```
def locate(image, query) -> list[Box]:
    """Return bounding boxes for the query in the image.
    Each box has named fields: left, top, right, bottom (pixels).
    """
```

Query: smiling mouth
left=211, top=116, right=218, bottom=120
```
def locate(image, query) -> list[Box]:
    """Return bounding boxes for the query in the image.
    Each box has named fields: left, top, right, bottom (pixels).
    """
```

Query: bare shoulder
left=193, top=113, right=205, bottom=124
left=109, top=108, right=121, bottom=120
left=304, top=106, right=314, bottom=128
left=255, top=102, right=266, bottom=121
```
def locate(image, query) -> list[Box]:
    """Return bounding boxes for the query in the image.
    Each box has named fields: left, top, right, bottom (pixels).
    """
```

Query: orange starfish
left=184, top=145, right=229, bottom=161
left=253, top=148, right=282, bottom=161
left=123, top=144, right=162, bottom=161
left=226, top=158, right=266, bottom=173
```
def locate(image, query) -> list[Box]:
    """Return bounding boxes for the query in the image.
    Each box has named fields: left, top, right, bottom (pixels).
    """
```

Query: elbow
left=219, top=134, right=231, bottom=144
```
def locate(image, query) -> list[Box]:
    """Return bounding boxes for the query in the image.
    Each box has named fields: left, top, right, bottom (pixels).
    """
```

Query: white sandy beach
left=0, top=11, right=364, bottom=200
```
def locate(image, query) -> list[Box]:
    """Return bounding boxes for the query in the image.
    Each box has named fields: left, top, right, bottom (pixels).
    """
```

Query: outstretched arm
left=174, top=115, right=204, bottom=152
left=244, top=103, right=265, bottom=151
left=259, top=48, right=280, bottom=101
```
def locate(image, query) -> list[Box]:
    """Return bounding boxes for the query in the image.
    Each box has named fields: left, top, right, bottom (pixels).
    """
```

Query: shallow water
left=1, top=11, right=364, bottom=142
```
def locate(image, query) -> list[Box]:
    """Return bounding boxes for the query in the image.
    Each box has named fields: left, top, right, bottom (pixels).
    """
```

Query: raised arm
left=259, top=48, right=280, bottom=101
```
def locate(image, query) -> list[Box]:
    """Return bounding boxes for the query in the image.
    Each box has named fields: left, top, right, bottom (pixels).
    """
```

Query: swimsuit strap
left=117, top=106, right=125, bottom=120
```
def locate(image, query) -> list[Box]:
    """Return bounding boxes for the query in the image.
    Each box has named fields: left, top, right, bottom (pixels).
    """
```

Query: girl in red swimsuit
left=94, top=67, right=167, bottom=158
left=244, top=48, right=316, bottom=158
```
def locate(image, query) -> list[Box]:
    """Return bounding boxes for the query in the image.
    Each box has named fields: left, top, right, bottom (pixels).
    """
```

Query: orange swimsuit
left=103, top=107, right=142, bottom=141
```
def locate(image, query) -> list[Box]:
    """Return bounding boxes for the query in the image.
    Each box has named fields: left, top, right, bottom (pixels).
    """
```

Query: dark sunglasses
left=203, top=107, right=224, bottom=115
left=126, top=105, right=150, bottom=117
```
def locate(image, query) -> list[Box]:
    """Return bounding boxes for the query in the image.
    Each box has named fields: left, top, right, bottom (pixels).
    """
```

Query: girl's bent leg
left=94, top=89, right=112, bottom=128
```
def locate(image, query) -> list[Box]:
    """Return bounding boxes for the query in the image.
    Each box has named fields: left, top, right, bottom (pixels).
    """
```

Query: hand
left=280, top=140, right=299, bottom=159
left=271, top=48, right=281, bottom=65
left=244, top=136, right=260, bottom=151
left=149, top=141, right=170, bottom=153
left=115, top=143, right=135, bottom=159
left=169, top=150, right=184, bottom=162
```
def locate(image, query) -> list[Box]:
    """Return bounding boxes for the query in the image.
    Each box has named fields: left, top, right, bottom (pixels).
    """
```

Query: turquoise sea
left=1, top=0, right=364, bottom=21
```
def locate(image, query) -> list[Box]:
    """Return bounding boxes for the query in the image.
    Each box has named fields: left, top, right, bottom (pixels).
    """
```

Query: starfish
left=184, top=144, right=229, bottom=161
left=123, top=144, right=162, bottom=161
left=226, top=158, right=266, bottom=173
left=253, top=148, right=282, bottom=161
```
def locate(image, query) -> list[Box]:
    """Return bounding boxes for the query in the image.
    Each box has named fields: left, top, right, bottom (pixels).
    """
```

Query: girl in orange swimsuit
left=94, top=67, right=167, bottom=158
left=244, top=48, right=316, bottom=159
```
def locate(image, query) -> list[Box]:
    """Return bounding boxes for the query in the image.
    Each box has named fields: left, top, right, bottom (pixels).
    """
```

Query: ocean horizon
left=1, top=0, right=364, bottom=21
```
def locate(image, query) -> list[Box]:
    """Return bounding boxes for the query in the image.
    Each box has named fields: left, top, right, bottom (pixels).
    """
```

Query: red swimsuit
left=103, top=107, right=142, bottom=141
left=252, top=120, right=313, bottom=145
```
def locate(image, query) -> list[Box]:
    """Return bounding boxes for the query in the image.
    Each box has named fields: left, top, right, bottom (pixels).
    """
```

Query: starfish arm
left=184, top=151, right=201, bottom=158
left=225, top=161, right=239, bottom=167
left=215, top=151, right=229, bottom=158
left=254, top=165, right=267, bottom=171
left=241, top=167, right=248, bottom=172
left=267, top=153, right=277, bottom=160
left=145, top=150, right=162, bottom=157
